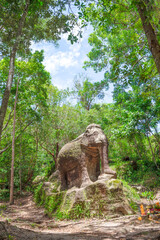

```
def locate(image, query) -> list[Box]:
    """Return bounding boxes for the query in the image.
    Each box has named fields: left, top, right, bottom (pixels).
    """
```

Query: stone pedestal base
left=98, top=173, right=116, bottom=181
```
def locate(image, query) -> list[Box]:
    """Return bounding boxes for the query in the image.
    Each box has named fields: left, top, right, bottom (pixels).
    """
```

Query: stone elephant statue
left=57, top=124, right=116, bottom=190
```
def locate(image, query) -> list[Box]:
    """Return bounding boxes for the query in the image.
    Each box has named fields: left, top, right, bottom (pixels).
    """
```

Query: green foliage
left=0, top=189, right=9, bottom=201
left=121, top=180, right=140, bottom=212
left=69, top=202, right=91, bottom=219
left=0, top=0, right=159, bottom=212
left=129, top=201, right=138, bottom=212
left=30, top=223, right=36, bottom=228
left=54, top=210, right=69, bottom=220
left=45, top=193, right=64, bottom=214
left=54, top=202, right=91, bottom=220
left=0, top=0, right=160, bottom=199
left=0, top=50, right=52, bottom=194
left=115, top=159, right=160, bottom=188
left=0, top=204, right=7, bottom=210
left=34, top=183, right=43, bottom=204
left=0, top=0, right=79, bottom=57
left=34, top=182, right=64, bottom=216
left=80, top=0, right=160, bottom=140
left=33, top=181, right=91, bottom=220
left=82, top=0, right=159, bottom=81
left=122, top=180, right=140, bottom=201
left=8, top=235, right=14, bottom=240
left=72, top=73, right=107, bottom=110
left=140, top=191, right=155, bottom=201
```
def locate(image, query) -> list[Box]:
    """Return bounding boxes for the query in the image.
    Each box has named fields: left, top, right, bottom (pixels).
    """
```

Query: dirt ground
left=0, top=193, right=160, bottom=240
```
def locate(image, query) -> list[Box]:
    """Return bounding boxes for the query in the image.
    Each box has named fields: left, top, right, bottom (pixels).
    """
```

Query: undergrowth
left=113, top=159, right=160, bottom=188
left=121, top=180, right=140, bottom=212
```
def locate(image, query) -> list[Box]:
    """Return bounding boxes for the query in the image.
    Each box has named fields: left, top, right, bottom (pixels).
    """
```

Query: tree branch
left=2, top=108, right=14, bottom=132
left=40, top=143, right=55, bottom=158
left=0, top=120, right=33, bottom=155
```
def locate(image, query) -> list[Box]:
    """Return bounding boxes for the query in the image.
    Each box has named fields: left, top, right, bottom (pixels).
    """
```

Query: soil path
left=0, top=193, right=160, bottom=240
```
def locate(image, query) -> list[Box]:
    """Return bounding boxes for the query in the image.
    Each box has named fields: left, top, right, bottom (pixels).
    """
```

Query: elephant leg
left=99, top=145, right=116, bottom=176
left=80, top=152, right=93, bottom=187
left=60, top=169, right=67, bottom=190
left=96, top=158, right=100, bottom=179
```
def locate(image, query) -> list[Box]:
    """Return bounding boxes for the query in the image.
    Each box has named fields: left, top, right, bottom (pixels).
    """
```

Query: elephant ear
left=80, top=132, right=90, bottom=147
left=80, top=126, right=98, bottom=147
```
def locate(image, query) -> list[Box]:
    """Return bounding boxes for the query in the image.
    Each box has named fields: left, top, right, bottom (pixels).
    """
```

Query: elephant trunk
left=99, top=143, right=109, bottom=173
left=99, top=143, right=117, bottom=176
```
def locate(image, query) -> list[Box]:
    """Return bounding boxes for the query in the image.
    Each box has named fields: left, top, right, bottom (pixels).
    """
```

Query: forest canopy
left=0, top=0, right=159, bottom=203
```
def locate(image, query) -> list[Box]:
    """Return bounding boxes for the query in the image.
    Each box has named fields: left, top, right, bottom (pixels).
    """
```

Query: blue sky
left=31, top=26, right=113, bottom=103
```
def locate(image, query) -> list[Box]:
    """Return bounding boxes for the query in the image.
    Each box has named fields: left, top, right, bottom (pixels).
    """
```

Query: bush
left=114, top=159, right=160, bottom=188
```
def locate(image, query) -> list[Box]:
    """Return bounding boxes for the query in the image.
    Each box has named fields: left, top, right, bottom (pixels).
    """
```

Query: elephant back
left=57, top=139, right=82, bottom=171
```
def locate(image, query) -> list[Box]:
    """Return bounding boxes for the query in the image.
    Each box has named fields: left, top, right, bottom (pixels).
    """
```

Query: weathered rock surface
left=35, top=174, right=134, bottom=219
left=57, top=124, right=116, bottom=190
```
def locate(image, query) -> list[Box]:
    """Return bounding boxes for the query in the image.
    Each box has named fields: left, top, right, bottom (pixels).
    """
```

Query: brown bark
left=10, top=79, right=20, bottom=205
left=40, top=144, right=58, bottom=168
left=19, top=136, right=22, bottom=195
left=136, top=0, right=160, bottom=74
left=133, top=136, right=142, bottom=159
left=0, top=0, right=30, bottom=141
left=2, top=108, right=14, bottom=132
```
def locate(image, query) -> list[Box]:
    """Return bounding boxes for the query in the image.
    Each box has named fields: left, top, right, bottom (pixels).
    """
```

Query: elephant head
left=81, top=124, right=107, bottom=147
left=81, top=124, right=116, bottom=177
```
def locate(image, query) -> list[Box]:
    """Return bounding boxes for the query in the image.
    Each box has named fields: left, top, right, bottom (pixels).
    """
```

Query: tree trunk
left=133, top=136, right=142, bottom=159
left=19, top=133, right=22, bottom=195
left=40, top=144, right=58, bottom=169
left=10, top=79, right=20, bottom=205
left=136, top=0, right=160, bottom=74
left=0, top=0, right=30, bottom=141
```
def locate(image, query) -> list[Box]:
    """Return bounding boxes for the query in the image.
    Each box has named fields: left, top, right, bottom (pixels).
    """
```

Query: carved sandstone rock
left=34, top=177, right=134, bottom=219
left=57, top=124, right=116, bottom=190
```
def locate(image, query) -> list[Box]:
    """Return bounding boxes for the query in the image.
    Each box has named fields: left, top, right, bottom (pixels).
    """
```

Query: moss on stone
left=60, top=190, right=76, bottom=212
left=32, top=176, right=46, bottom=185
left=34, top=177, right=136, bottom=220
left=45, top=192, right=64, bottom=213
left=34, top=183, right=43, bottom=204
left=51, top=181, right=60, bottom=193
left=122, top=180, right=140, bottom=201
left=121, top=180, right=140, bottom=212
left=34, top=182, right=64, bottom=216
left=107, top=179, right=123, bottom=189
left=68, top=201, right=91, bottom=219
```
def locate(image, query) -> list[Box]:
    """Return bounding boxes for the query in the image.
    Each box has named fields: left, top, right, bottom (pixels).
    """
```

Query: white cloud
left=30, top=27, right=113, bottom=104
left=43, top=49, right=80, bottom=76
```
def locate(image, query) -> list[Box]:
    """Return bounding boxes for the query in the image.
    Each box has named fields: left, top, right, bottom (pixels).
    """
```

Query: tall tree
left=80, top=0, right=160, bottom=84
left=0, top=0, right=79, bottom=140
left=10, top=78, right=19, bottom=205
left=0, top=0, right=30, bottom=140
left=72, top=74, right=106, bottom=110
left=0, top=50, right=51, bottom=195
left=0, top=50, right=51, bottom=154
left=135, top=0, right=160, bottom=73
